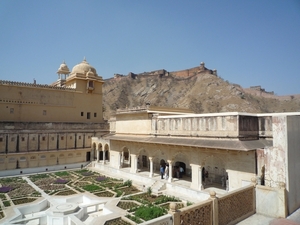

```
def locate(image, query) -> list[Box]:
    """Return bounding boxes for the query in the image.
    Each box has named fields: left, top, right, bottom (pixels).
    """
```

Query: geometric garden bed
left=0, top=169, right=190, bottom=224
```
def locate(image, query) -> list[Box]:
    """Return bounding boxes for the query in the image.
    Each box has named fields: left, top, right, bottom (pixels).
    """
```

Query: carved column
left=130, top=154, right=138, bottom=173
left=103, top=150, right=106, bottom=164
left=96, top=148, right=99, bottom=163
left=149, top=157, right=153, bottom=178
left=167, top=160, right=173, bottom=183
left=190, top=164, right=203, bottom=190
left=117, top=152, right=122, bottom=169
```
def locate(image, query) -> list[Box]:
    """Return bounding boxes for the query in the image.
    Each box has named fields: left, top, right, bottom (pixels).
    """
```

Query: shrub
left=154, top=195, right=180, bottom=205
left=0, top=193, right=6, bottom=200
left=126, top=214, right=143, bottom=224
left=187, top=201, right=193, bottom=206
left=12, top=198, right=36, bottom=205
left=134, top=204, right=167, bottom=221
left=115, top=189, right=123, bottom=197
left=3, top=201, right=11, bottom=207
left=54, top=171, right=69, bottom=177
left=147, top=187, right=152, bottom=196
left=82, top=184, right=102, bottom=192
left=30, top=174, right=49, bottom=180
left=124, top=180, right=132, bottom=187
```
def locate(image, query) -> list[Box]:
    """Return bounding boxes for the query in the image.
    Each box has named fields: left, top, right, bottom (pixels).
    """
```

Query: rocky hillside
left=102, top=67, right=300, bottom=120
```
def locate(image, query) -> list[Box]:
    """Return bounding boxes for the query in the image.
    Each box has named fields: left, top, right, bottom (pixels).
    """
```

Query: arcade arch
left=173, top=151, right=190, bottom=180
left=202, top=154, right=227, bottom=187
left=98, top=143, right=103, bottom=161
left=121, top=147, right=130, bottom=168
left=104, top=144, right=109, bottom=162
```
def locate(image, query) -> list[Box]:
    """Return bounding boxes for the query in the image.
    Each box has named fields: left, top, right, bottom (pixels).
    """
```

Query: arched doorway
left=122, top=147, right=130, bottom=168
left=160, top=159, right=166, bottom=167
left=104, top=144, right=109, bottom=162
left=175, top=161, right=186, bottom=178
left=203, top=155, right=226, bottom=189
left=138, top=149, right=149, bottom=171
left=98, top=143, right=103, bottom=161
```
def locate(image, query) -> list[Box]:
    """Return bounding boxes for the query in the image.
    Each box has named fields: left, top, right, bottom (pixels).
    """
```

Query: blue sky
left=0, top=1, right=299, bottom=95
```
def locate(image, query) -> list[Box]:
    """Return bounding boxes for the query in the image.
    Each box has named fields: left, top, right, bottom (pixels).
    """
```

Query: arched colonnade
left=91, top=137, right=230, bottom=189
left=92, top=139, right=110, bottom=164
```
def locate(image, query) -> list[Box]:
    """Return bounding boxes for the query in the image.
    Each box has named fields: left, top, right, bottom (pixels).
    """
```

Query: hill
left=102, top=63, right=300, bottom=120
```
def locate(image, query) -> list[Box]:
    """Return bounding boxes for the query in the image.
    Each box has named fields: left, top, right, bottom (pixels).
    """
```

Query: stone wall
left=154, top=114, right=239, bottom=138
left=0, top=122, right=109, bottom=131
left=258, top=116, right=273, bottom=138
left=0, top=149, right=90, bottom=171
left=256, top=184, right=287, bottom=218
left=0, top=81, right=104, bottom=123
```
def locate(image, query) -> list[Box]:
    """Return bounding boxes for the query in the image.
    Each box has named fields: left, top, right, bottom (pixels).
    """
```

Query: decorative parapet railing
left=170, top=185, right=255, bottom=225
left=153, top=113, right=264, bottom=139
left=218, top=185, right=255, bottom=225
left=0, top=80, right=76, bottom=91
left=154, top=114, right=240, bottom=138
left=117, top=106, right=148, bottom=113
left=171, top=199, right=213, bottom=225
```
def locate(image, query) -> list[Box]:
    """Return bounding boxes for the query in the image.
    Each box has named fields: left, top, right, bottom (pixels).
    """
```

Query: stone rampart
left=0, top=80, right=75, bottom=91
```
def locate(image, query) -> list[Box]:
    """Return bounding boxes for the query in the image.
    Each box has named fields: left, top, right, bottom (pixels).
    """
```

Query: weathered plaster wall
left=0, top=149, right=88, bottom=170
left=0, top=84, right=103, bottom=123
left=264, top=116, right=287, bottom=188
left=286, top=115, right=300, bottom=214
left=258, top=116, right=273, bottom=138
left=155, top=115, right=239, bottom=137
left=116, top=113, right=152, bottom=134
left=256, top=185, right=287, bottom=218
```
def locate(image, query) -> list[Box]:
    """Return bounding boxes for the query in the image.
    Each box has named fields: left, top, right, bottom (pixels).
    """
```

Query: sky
left=0, top=1, right=299, bottom=95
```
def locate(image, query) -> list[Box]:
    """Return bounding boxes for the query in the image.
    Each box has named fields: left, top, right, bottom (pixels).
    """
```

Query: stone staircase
left=151, top=180, right=166, bottom=194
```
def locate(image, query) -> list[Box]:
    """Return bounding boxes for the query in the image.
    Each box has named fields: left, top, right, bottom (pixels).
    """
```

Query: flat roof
left=158, top=111, right=300, bottom=119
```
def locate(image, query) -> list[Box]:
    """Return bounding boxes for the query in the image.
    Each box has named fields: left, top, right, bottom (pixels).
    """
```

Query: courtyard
left=0, top=165, right=210, bottom=225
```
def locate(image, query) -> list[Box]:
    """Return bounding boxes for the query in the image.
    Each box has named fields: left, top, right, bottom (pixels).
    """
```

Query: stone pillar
left=210, top=190, right=218, bottom=225
left=167, top=160, right=173, bottom=183
left=117, top=152, right=122, bottom=169
left=121, top=152, right=124, bottom=167
left=103, top=150, right=106, bottom=164
left=130, top=154, right=138, bottom=173
left=169, top=202, right=180, bottom=225
left=96, top=148, right=99, bottom=162
left=190, top=164, right=203, bottom=190
left=149, top=157, right=153, bottom=178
